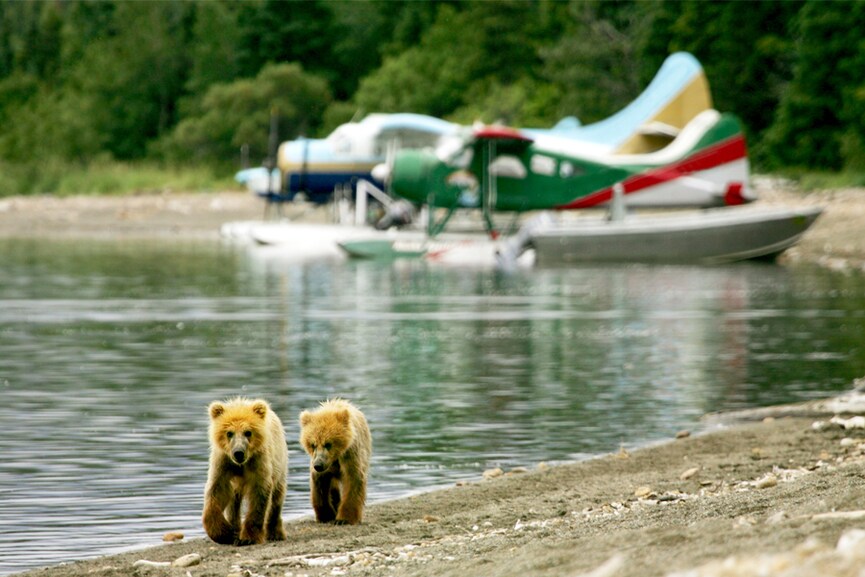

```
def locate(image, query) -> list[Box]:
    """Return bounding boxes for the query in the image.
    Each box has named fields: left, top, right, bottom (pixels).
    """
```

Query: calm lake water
left=2, top=237, right=865, bottom=575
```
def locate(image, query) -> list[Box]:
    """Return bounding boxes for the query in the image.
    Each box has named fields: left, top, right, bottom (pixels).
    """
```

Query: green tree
left=353, top=4, right=472, bottom=117
left=0, top=1, right=195, bottom=164
left=540, top=0, right=649, bottom=124
left=763, top=0, right=865, bottom=170
left=354, top=1, right=560, bottom=121
left=237, top=0, right=341, bottom=88
left=838, top=31, right=865, bottom=170
left=68, top=1, right=193, bottom=160
left=642, top=0, right=800, bottom=160
left=236, top=0, right=422, bottom=101
left=186, top=1, right=244, bottom=97
left=158, top=63, right=331, bottom=168
left=0, top=0, right=64, bottom=81
left=379, top=0, right=446, bottom=57
left=448, top=77, right=561, bottom=127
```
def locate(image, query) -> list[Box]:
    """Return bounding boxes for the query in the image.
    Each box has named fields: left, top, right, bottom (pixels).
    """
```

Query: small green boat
left=338, top=239, right=428, bottom=260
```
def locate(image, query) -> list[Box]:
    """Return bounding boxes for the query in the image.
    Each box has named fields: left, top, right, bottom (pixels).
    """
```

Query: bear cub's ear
left=251, top=400, right=268, bottom=418
left=209, top=401, right=225, bottom=420
left=337, top=408, right=350, bottom=426
left=299, top=410, right=312, bottom=427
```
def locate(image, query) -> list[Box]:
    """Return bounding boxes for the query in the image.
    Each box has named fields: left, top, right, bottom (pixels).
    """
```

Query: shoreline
left=13, top=391, right=865, bottom=577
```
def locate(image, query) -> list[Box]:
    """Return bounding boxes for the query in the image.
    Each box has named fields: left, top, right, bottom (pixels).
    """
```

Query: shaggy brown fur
left=299, top=399, right=372, bottom=524
left=202, top=397, right=288, bottom=545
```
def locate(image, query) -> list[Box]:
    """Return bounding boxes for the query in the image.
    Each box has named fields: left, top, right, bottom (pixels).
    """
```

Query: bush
left=156, top=63, right=332, bottom=169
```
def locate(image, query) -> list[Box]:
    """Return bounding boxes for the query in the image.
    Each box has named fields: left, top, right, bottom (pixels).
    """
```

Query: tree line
left=0, top=0, right=862, bottom=196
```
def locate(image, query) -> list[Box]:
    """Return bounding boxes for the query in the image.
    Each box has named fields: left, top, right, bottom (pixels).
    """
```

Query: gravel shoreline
left=6, top=182, right=865, bottom=577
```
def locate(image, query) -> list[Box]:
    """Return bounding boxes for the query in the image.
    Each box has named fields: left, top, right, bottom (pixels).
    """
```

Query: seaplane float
left=225, top=53, right=822, bottom=267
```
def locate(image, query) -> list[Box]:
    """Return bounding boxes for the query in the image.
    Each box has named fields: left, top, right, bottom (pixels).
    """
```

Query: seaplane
left=350, top=108, right=822, bottom=266
left=379, top=108, right=750, bottom=234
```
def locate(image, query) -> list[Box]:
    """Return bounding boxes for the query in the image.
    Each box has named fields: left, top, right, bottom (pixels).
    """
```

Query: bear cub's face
left=210, top=400, right=268, bottom=466
left=300, top=408, right=352, bottom=473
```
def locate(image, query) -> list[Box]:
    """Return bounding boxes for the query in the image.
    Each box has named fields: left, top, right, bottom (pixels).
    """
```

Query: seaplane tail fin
left=615, top=53, right=713, bottom=154
left=551, top=52, right=712, bottom=153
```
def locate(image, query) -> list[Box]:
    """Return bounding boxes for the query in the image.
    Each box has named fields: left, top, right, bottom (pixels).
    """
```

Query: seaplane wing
left=389, top=109, right=752, bottom=218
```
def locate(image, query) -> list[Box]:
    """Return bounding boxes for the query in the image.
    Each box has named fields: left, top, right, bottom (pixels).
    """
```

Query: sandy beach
left=7, top=180, right=865, bottom=577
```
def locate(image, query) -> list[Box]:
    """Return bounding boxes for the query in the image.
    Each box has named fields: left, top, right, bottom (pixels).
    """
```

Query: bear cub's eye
left=226, top=431, right=234, bottom=439
left=324, top=442, right=333, bottom=450
left=244, top=431, right=252, bottom=438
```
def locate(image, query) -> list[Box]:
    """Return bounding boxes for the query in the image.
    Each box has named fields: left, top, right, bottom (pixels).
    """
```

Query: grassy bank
left=776, top=169, right=865, bottom=192
left=0, top=159, right=239, bottom=197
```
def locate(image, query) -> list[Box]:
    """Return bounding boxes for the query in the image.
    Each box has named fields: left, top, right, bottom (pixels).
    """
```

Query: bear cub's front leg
left=202, top=485, right=238, bottom=544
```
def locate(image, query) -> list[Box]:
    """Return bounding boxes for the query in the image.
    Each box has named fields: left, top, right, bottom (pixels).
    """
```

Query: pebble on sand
left=830, top=415, right=865, bottom=430
left=634, top=486, right=653, bottom=498
left=172, top=553, right=201, bottom=568
left=482, top=467, right=504, bottom=480
left=680, top=467, right=700, bottom=480
left=132, top=560, right=169, bottom=568
left=754, top=473, right=778, bottom=489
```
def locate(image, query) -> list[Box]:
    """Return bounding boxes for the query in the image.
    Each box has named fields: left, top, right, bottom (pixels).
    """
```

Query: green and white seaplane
left=339, top=104, right=821, bottom=267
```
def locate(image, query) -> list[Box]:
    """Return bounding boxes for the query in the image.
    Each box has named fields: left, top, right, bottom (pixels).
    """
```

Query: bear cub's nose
left=233, top=450, right=246, bottom=463
left=313, top=463, right=325, bottom=472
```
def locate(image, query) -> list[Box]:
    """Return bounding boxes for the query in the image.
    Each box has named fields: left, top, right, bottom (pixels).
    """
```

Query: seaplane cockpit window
left=373, top=131, right=442, bottom=158
left=559, top=161, right=585, bottom=178
left=489, top=156, right=527, bottom=179
left=530, top=154, right=556, bottom=176
left=401, top=131, right=440, bottom=150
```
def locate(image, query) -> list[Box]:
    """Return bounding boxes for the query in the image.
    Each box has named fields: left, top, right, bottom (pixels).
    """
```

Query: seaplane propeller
left=371, top=138, right=416, bottom=230
left=371, top=160, right=391, bottom=188
left=371, top=136, right=399, bottom=191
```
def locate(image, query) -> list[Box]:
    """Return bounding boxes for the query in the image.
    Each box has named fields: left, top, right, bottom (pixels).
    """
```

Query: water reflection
left=1, top=238, right=865, bottom=575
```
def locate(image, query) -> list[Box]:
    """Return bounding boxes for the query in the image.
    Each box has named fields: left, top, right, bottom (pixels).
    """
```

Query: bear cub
left=299, top=398, right=372, bottom=524
left=203, top=397, right=288, bottom=545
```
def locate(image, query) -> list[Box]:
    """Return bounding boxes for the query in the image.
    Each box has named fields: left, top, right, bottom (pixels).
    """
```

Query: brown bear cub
left=202, top=397, right=288, bottom=545
left=299, top=398, right=372, bottom=524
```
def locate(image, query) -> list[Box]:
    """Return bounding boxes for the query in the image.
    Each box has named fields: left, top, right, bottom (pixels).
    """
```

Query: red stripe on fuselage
left=555, top=134, right=747, bottom=210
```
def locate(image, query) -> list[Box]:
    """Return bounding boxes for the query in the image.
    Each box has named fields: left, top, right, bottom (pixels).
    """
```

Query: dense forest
left=0, top=0, right=863, bottom=196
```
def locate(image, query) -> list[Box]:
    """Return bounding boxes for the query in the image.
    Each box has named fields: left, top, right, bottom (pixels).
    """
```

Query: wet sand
left=7, top=181, right=865, bottom=577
